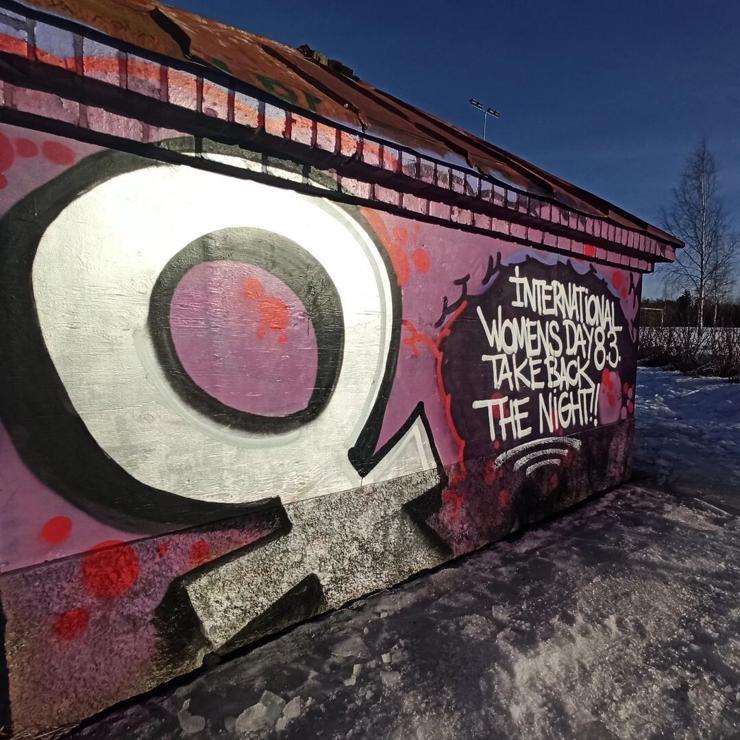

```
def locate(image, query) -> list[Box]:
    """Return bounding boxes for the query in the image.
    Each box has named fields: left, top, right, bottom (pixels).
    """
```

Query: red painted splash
left=483, top=459, right=498, bottom=484
left=601, top=369, right=621, bottom=406
left=400, top=320, right=430, bottom=357
left=40, top=516, right=72, bottom=545
left=260, top=296, right=289, bottom=331
left=599, top=368, right=623, bottom=425
left=489, top=391, right=510, bottom=420
left=389, top=226, right=412, bottom=286
left=584, top=244, right=597, bottom=257
left=435, top=303, right=469, bottom=469
left=243, top=275, right=291, bottom=344
left=82, top=540, right=140, bottom=598
left=0, top=128, right=79, bottom=188
left=387, top=241, right=410, bottom=286
left=400, top=301, right=469, bottom=472
left=53, top=607, right=90, bottom=641
left=189, top=539, right=211, bottom=567
left=156, top=542, right=169, bottom=558
left=41, top=140, right=76, bottom=166
left=611, top=269, right=630, bottom=298
left=441, top=487, right=464, bottom=525
left=359, top=212, right=432, bottom=287
left=360, top=209, right=410, bottom=287
left=412, top=247, right=430, bottom=273
left=400, top=304, right=474, bottom=530
left=0, top=131, right=13, bottom=189
left=14, top=137, right=38, bottom=158
left=243, top=276, right=264, bottom=300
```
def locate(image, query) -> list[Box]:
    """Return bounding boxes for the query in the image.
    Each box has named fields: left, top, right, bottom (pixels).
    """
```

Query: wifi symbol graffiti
left=494, top=436, right=582, bottom=477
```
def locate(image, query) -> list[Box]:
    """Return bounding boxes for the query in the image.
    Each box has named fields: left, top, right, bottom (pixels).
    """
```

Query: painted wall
left=0, top=123, right=640, bottom=734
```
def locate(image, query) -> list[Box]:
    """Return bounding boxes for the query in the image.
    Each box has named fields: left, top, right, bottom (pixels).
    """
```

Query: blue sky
left=174, top=0, right=740, bottom=297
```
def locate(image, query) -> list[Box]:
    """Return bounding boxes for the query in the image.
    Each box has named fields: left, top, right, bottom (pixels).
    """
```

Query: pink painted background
left=0, top=122, right=641, bottom=576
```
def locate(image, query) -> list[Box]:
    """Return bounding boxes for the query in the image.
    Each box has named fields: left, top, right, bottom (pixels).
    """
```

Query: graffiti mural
left=0, top=124, right=642, bottom=734
left=445, top=258, right=635, bottom=455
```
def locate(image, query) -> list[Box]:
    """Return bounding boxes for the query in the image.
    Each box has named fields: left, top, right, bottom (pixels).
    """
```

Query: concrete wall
left=0, top=123, right=640, bottom=734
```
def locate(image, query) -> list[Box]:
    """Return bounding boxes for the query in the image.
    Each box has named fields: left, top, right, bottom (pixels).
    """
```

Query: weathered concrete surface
left=64, top=484, right=740, bottom=739
left=177, top=468, right=445, bottom=652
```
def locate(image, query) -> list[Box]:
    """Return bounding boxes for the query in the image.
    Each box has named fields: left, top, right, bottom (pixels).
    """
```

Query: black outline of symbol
left=149, top=227, right=344, bottom=433
left=0, top=139, right=421, bottom=531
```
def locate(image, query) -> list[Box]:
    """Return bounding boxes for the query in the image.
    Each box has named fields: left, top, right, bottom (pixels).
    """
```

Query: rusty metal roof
left=0, top=0, right=682, bottom=267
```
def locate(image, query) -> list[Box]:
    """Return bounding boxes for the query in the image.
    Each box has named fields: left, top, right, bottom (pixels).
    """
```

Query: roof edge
left=0, top=0, right=682, bottom=270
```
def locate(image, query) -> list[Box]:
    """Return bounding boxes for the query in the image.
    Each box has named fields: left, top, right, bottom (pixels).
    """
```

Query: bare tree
left=662, top=141, right=737, bottom=330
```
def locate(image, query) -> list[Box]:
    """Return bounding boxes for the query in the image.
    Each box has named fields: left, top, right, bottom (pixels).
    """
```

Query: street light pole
left=469, top=98, right=501, bottom=142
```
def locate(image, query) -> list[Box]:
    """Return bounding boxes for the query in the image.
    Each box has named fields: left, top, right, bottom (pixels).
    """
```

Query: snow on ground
left=68, top=368, right=740, bottom=740
left=635, top=367, right=740, bottom=510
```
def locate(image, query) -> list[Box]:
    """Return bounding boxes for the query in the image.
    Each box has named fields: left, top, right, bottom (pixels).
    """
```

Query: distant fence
left=639, top=326, right=740, bottom=379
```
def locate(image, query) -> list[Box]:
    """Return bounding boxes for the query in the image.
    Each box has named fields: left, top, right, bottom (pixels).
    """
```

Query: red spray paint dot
left=0, top=132, right=14, bottom=189
left=584, top=244, right=597, bottom=257
left=388, top=226, right=411, bottom=287
left=412, top=248, right=430, bottom=273
left=393, top=226, right=408, bottom=242
left=156, top=542, right=169, bottom=558
left=41, top=140, right=75, bottom=166
left=260, top=296, right=289, bottom=331
left=243, top=276, right=263, bottom=300
left=82, top=540, right=139, bottom=598
left=40, top=515, right=72, bottom=544
left=190, top=539, right=211, bottom=567
left=53, top=607, right=89, bottom=640
left=15, top=137, right=38, bottom=157
left=484, top=460, right=498, bottom=485
left=442, top=488, right=464, bottom=522
left=601, top=369, right=621, bottom=406
left=448, top=467, right=468, bottom=487
left=0, top=132, right=14, bottom=169
left=389, top=246, right=410, bottom=287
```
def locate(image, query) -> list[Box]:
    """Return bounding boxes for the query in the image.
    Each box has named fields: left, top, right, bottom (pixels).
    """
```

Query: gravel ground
left=64, top=368, right=740, bottom=740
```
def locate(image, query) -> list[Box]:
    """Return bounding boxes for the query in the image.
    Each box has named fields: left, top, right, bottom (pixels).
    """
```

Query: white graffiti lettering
left=473, top=265, right=623, bottom=443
